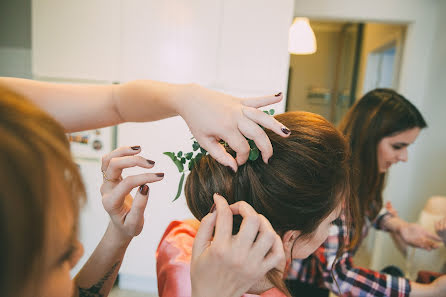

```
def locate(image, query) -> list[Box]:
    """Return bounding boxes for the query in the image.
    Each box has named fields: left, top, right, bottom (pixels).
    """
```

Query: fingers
left=238, top=118, right=273, bottom=164
left=104, top=155, right=155, bottom=181
left=241, top=93, right=283, bottom=108
left=242, top=106, right=290, bottom=139
left=212, top=194, right=234, bottom=245
left=198, top=137, right=237, bottom=172
left=250, top=215, right=279, bottom=260
left=102, top=173, right=164, bottom=214
left=192, top=211, right=217, bottom=260
left=424, top=230, right=443, bottom=242
left=231, top=202, right=262, bottom=247
left=261, top=233, right=285, bottom=272
left=123, top=185, right=150, bottom=236
left=101, top=146, right=141, bottom=172
left=223, top=132, right=251, bottom=166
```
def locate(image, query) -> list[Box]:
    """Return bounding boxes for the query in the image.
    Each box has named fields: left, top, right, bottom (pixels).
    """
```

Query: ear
left=281, top=230, right=301, bottom=254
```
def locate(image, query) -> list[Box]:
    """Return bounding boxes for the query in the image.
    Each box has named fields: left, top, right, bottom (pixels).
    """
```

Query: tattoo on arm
left=78, top=262, right=120, bottom=297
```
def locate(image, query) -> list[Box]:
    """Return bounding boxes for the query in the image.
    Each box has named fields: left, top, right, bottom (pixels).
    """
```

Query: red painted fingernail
left=131, top=146, right=141, bottom=150
left=210, top=203, right=216, bottom=213
left=281, top=127, right=290, bottom=135
left=274, top=92, right=282, bottom=97
left=147, top=159, right=155, bottom=165
left=139, top=184, right=149, bottom=195
left=155, top=173, right=165, bottom=177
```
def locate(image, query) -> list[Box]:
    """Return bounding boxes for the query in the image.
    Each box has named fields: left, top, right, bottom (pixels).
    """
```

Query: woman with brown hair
left=156, top=111, right=352, bottom=297
left=0, top=80, right=287, bottom=297
left=288, top=89, right=446, bottom=297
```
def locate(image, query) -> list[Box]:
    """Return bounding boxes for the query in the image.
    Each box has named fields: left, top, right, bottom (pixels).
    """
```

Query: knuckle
left=101, top=154, right=110, bottom=165
left=245, top=215, right=260, bottom=228
left=211, top=246, right=226, bottom=258
left=263, top=230, right=276, bottom=243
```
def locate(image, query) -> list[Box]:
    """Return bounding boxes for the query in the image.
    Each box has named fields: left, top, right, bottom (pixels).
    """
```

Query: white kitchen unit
left=32, top=0, right=120, bottom=81
left=119, top=0, right=222, bottom=85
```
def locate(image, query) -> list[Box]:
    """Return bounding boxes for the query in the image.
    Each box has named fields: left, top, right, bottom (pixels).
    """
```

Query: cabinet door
left=119, top=0, right=221, bottom=85
left=217, top=0, right=294, bottom=100
left=32, top=0, right=120, bottom=81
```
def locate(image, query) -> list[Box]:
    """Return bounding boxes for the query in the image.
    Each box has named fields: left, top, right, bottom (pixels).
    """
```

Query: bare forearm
left=74, top=223, right=131, bottom=297
left=0, top=77, right=189, bottom=132
left=0, top=77, right=120, bottom=132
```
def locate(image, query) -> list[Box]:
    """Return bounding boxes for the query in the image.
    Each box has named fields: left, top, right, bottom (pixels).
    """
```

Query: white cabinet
left=119, top=0, right=221, bottom=85
left=217, top=0, right=294, bottom=100
left=32, top=0, right=120, bottom=81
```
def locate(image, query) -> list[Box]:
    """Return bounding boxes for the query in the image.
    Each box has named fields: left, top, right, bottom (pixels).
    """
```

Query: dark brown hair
left=0, top=85, right=85, bottom=297
left=339, top=88, right=427, bottom=245
left=185, top=111, right=352, bottom=296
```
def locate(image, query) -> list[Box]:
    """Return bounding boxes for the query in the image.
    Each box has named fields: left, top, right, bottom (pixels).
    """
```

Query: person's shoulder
left=156, top=219, right=200, bottom=261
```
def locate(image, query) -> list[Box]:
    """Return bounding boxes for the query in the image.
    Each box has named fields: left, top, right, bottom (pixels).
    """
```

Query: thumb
left=192, top=212, right=217, bottom=260
left=196, top=137, right=237, bottom=172
left=124, top=185, right=149, bottom=236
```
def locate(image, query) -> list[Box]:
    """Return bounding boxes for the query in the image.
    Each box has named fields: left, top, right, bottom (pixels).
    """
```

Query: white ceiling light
left=288, top=17, right=317, bottom=55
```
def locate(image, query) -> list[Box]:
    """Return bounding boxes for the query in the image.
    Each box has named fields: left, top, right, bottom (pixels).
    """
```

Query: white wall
left=294, top=0, right=444, bottom=273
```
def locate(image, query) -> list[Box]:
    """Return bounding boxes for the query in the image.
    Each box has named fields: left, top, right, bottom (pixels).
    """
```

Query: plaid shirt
left=287, top=209, right=411, bottom=297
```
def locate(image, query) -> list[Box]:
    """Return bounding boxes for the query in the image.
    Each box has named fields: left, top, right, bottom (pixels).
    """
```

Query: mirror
left=286, top=20, right=407, bottom=125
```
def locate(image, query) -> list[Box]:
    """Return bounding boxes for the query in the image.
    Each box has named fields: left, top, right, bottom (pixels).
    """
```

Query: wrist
left=168, top=83, right=200, bottom=117
left=104, top=222, right=132, bottom=249
left=385, top=216, right=408, bottom=234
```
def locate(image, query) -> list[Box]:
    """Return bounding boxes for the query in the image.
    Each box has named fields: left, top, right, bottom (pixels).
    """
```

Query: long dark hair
left=185, top=111, right=352, bottom=296
left=339, top=88, right=427, bottom=242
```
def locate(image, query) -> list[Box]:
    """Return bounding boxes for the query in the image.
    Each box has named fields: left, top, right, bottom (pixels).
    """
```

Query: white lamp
left=288, top=17, right=317, bottom=55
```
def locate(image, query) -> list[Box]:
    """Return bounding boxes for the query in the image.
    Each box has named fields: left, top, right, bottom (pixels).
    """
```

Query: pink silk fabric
left=156, top=220, right=286, bottom=297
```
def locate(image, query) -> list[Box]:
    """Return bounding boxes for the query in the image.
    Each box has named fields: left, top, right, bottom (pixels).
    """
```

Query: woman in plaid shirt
left=287, top=89, right=446, bottom=297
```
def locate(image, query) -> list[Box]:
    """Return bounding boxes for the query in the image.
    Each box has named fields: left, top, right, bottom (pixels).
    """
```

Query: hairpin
left=164, top=109, right=275, bottom=201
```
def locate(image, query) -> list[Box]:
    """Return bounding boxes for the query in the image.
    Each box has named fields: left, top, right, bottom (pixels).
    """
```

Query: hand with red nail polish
left=100, top=146, right=165, bottom=243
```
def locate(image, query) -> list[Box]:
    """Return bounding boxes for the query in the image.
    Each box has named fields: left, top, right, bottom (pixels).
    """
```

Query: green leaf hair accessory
left=164, top=109, right=275, bottom=201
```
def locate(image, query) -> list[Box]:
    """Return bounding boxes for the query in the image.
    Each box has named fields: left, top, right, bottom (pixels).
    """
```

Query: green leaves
left=173, top=173, right=185, bottom=201
left=192, top=141, right=200, bottom=151
left=163, top=152, right=184, bottom=172
left=247, top=139, right=260, bottom=161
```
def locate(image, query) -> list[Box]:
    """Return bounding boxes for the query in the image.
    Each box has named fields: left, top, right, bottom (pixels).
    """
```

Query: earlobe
left=282, top=230, right=301, bottom=249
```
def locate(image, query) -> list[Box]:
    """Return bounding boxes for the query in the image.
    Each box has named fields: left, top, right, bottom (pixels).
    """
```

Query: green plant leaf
left=185, top=152, right=193, bottom=160
left=188, top=158, right=195, bottom=170
left=248, top=148, right=260, bottom=161
left=177, top=151, right=183, bottom=157
left=163, top=152, right=184, bottom=172
left=200, top=147, right=207, bottom=154
left=269, top=109, right=275, bottom=115
left=195, top=152, right=203, bottom=163
left=173, top=172, right=185, bottom=201
left=248, top=139, right=256, bottom=149
left=192, top=141, right=200, bottom=151
left=181, top=157, right=186, bottom=164
left=263, top=110, right=269, bottom=114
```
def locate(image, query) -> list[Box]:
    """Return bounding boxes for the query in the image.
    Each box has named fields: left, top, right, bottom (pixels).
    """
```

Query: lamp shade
left=288, top=17, right=317, bottom=55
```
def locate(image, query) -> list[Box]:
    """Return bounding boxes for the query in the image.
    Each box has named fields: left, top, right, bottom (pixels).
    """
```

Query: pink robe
left=156, top=220, right=287, bottom=297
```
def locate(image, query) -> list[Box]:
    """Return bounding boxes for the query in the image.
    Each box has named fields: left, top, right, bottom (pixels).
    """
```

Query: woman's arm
left=0, top=77, right=289, bottom=170
left=74, top=146, right=162, bottom=296
left=381, top=215, right=442, bottom=250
